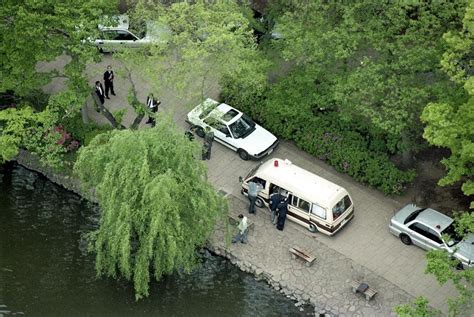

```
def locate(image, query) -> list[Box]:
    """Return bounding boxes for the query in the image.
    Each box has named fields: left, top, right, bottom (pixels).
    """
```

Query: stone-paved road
left=38, top=54, right=460, bottom=315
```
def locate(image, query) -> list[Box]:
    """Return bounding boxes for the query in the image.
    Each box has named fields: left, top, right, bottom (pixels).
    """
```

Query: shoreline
left=15, top=149, right=416, bottom=316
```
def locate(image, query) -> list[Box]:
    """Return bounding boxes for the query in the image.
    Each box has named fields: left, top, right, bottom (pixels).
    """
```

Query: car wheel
left=195, top=127, right=205, bottom=138
left=400, top=234, right=412, bottom=245
left=255, top=197, right=264, bottom=208
left=308, top=223, right=318, bottom=233
left=455, top=262, right=465, bottom=270
left=98, top=47, right=104, bottom=53
left=238, top=149, right=249, bottom=160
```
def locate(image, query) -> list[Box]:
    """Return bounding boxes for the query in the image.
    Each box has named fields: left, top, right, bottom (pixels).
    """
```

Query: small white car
left=186, top=98, right=279, bottom=160
left=94, top=15, right=170, bottom=52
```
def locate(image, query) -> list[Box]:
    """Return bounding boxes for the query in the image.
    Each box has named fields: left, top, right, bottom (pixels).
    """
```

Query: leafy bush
left=220, top=74, right=416, bottom=195
left=60, top=112, right=112, bottom=146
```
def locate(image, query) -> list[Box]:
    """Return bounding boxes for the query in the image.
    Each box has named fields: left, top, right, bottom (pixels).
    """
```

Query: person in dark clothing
left=202, top=127, right=214, bottom=160
left=276, top=197, right=288, bottom=231
left=269, top=190, right=283, bottom=225
left=103, top=65, right=115, bottom=99
left=185, top=127, right=195, bottom=141
left=94, top=81, right=105, bottom=111
left=145, top=93, right=160, bottom=126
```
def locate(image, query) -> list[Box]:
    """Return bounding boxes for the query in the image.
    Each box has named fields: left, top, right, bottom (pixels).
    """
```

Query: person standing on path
left=145, top=93, right=161, bottom=127
left=269, top=190, right=283, bottom=225
left=232, top=214, right=248, bottom=244
left=276, top=197, right=288, bottom=231
left=103, top=65, right=115, bottom=99
left=247, top=180, right=263, bottom=214
left=93, top=81, right=105, bottom=112
left=202, top=126, right=214, bottom=160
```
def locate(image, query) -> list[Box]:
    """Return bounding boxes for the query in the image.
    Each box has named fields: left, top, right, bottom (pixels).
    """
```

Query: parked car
left=186, top=98, right=279, bottom=160
left=94, top=15, right=170, bottom=52
left=389, top=204, right=474, bottom=269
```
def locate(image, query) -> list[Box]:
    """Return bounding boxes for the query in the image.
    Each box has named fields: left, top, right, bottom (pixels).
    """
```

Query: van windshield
left=332, top=195, right=352, bottom=220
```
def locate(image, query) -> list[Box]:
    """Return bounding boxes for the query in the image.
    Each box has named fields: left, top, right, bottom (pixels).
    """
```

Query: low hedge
left=220, top=76, right=415, bottom=195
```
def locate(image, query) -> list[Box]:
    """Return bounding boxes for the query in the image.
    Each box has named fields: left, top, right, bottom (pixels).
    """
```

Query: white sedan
left=186, top=98, right=279, bottom=160
left=94, top=15, right=170, bottom=53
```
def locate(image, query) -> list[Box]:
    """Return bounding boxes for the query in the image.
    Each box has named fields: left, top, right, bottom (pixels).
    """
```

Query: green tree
left=120, top=1, right=262, bottom=107
left=270, top=1, right=467, bottom=164
left=0, top=90, right=85, bottom=165
left=396, top=212, right=474, bottom=316
left=421, top=3, right=474, bottom=207
left=74, top=117, right=226, bottom=300
left=0, top=0, right=116, bottom=165
left=1, top=0, right=114, bottom=97
left=395, top=296, right=439, bottom=317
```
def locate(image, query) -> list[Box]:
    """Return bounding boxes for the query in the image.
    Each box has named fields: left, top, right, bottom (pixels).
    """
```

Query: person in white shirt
left=247, top=180, right=263, bottom=214
left=232, top=214, right=248, bottom=244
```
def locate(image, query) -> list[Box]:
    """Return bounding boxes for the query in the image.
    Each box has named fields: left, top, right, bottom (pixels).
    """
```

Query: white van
left=240, top=158, right=354, bottom=236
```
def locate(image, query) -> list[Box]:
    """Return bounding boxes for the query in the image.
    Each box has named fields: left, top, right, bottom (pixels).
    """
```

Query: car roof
left=416, top=208, right=453, bottom=232
left=99, top=15, right=129, bottom=31
left=254, top=158, right=347, bottom=208
left=214, top=104, right=242, bottom=124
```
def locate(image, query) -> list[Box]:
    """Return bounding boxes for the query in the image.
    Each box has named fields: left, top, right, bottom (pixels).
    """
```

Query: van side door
left=287, top=194, right=311, bottom=227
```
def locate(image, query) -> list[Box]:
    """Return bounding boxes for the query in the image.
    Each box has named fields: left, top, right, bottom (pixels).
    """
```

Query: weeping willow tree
left=74, top=117, right=226, bottom=300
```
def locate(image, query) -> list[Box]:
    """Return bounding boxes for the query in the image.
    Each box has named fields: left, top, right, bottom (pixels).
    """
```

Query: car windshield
left=442, top=224, right=463, bottom=247
left=228, top=114, right=255, bottom=138
left=403, top=208, right=426, bottom=224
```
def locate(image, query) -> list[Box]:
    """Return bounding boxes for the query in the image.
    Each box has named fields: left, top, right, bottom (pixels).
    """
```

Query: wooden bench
left=351, top=280, right=377, bottom=301
left=289, top=247, right=316, bottom=267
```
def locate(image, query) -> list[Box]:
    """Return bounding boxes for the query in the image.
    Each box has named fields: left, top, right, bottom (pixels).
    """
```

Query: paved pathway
left=38, top=54, right=461, bottom=315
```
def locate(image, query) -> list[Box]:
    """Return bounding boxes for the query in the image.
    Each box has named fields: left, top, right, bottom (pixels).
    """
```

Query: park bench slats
left=351, top=280, right=377, bottom=301
left=289, top=246, right=316, bottom=267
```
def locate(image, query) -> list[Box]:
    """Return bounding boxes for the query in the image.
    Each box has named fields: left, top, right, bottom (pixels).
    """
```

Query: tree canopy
left=0, top=0, right=116, bottom=165
left=74, top=117, right=226, bottom=300
left=0, top=0, right=114, bottom=96
left=119, top=0, right=264, bottom=106
left=269, top=0, right=467, bottom=160
left=421, top=3, right=474, bottom=208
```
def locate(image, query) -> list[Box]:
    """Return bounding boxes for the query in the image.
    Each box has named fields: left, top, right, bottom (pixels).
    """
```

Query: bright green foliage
left=0, top=0, right=116, bottom=167
left=425, top=248, right=474, bottom=315
left=454, top=212, right=474, bottom=237
left=221, top=70, right=415, bottom=195
left=395, top=296, right=439, bottom=317
left=270, top=1, right=467, bottom=155
left=0, top=105, right=57, bottom=162
left=421, top=3, right=474, bottom=207
left=397, top=213, right=474, bottom=316
left=0, top=0, right=115, bottom=96
left=0, top=89, right=89, bottom=166
left=74, top=117, right=227, bottom=300
left=122, top=1, right=262, bottom=106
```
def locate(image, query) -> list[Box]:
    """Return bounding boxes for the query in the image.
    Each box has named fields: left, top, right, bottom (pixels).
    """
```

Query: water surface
left=0, top=164, right=312, bottom=316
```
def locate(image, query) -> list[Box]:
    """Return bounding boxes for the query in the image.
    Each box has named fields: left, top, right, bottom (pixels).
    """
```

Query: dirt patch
left=394, top=147, right=471, bottom=215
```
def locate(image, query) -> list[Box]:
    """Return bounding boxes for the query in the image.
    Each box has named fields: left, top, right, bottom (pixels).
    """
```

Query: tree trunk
left=91, top=91, right=124, bottom=129
left=400, top=133, right=414, bottom=168
left=81, top=106, right=89, bottom=124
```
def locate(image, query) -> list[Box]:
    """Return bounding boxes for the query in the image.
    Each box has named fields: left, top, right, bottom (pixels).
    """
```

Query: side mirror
left=238, top=176, right=243, bottom=183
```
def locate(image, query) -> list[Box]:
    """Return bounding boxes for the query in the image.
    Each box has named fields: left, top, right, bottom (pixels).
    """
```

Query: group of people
left=94, top=65, right=116, bottom=110
left=93, top=64, right=161, bottom=126
left=233, top=181, right=289, bottom=244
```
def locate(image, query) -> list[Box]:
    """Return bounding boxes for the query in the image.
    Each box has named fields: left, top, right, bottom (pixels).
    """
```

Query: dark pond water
left=0, top=164, right=313, bottom=316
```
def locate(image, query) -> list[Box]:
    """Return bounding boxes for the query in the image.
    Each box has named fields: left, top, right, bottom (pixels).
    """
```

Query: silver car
left=94, top=15, right=170, bottom=53
left=389, top=204, right=474, bottom=269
